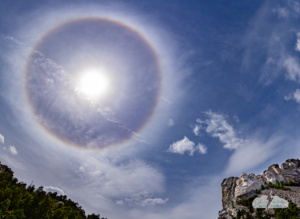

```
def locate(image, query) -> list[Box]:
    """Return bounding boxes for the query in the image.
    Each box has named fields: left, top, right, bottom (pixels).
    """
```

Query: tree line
left=0, top=162, right=107, bottom=219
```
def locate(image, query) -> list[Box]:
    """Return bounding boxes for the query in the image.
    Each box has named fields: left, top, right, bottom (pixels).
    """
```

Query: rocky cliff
left=218, top=159, right=300, bottom=219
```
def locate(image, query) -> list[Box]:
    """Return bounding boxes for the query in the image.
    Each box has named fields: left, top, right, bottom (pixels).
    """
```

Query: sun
left=75, top=69, right=110, bottom=100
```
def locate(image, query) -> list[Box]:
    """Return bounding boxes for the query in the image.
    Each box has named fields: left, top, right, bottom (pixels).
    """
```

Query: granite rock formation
left=218, top=159, right=300, bottom=219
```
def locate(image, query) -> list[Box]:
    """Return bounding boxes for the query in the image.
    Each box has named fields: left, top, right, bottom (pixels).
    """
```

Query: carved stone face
left=264, top=170, right=276, bottom=183
left=238, top=173, right=249, bottom=185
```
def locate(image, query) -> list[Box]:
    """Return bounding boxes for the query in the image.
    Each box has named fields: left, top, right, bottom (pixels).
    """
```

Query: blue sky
left=1, top=0, right=300, bottom=218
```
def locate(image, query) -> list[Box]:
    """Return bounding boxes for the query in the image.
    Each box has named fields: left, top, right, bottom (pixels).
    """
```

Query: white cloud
left=115, top=200, right=124, bottom=205
left=168, top=136, right=195, bottom=156
left=44, top=186, right=65, bottom=195
left=283, top=56, right=300, bottom=83
left=9, top=145, right=18, bottom=155
left=294, top=89, right=300, bottom=102
left=241, top=1, right=300, bottom=87
left=285, top=89, right=300, bottom=106
left=69, top=157, right=166, bottom=209
left=140, top=198, right=169, bottom=207
left=0, top=134, right=4, bottom=144
left=168, top=136, right=191, bottom=156
left=168, top=136, right=206, bottom=156
left=193, top=124, right=201, bottom=136
left=168, top=119, right=175, bottom=127
left=198, top=111, right=244, bottom=150
left=272, top=1, right=300, bottom=19
left=296, top=33, right=300, bottom=52
left=197, top=143, right=207, bottom=154
left=289, top=0, right=300, bottom=15
left=126, top=176, right=221, bottom=219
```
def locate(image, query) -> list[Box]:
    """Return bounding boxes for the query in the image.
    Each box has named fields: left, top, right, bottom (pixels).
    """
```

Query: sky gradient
left=1, top=0, right=300, bottom=218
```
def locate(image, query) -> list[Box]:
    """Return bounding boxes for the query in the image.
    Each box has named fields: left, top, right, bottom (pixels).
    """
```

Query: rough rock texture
left=235, top=173, right=264, bottom=198
left=261, top=187, right=300, bottom=208
left=218, top=158, right=300, bottom=219
left=221, top=177, right=238, bottom=209
left=262, top=159, right=300, bottom=184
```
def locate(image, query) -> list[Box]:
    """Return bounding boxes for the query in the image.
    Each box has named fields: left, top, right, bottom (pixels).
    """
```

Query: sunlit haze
left=76, top=69, right=110, bottom=100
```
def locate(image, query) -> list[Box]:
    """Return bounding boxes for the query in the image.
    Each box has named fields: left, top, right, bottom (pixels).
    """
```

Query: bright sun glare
left=76, top=69, right=109, bottom=100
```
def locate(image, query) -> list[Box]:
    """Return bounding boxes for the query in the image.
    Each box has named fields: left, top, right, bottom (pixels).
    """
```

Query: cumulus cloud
left=283, top=56, right=300, bottom=83
left=9, top=146, right=18, bottom=155
left=0, top=134, right=4, bottom=144
left=140, top=198, right=169, bottom=207
left=43, top=186, right=65, bottom=195
left=168, top=136, right=195, bottom=155
left=197, top=143, right=207, bottom=154
left=168, top=136, right=206, bottom=156
left=196, top=111, right=244, bottom=150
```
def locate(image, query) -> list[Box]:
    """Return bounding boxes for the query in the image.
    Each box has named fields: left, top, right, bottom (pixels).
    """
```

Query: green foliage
left=280, top=181, right=284, bottom=189
left=274, top=203, right=300, bottom=219
left=87, top=214, right=107, bottom=219
left=283, top=179, right=300, bottom=187
left=236, top=210, right=241, bottom=219
left=264, top=181, right=290, bottom=190
left=231, top=200, right=235, bottom=208
left=236, top=196, right=257, bottom=208
left=0, top=162, right=106, bottom=219
left=87, top=214, right=101, bottom=219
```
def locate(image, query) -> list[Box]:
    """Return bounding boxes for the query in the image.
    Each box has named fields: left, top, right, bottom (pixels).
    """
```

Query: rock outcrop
left=221, top=177, right=238, bottom=209
left=218, top=158, right=300, bottom=219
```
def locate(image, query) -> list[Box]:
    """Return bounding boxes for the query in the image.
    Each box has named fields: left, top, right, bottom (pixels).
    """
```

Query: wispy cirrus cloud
left=124, top=176, right=221, bottom=219
left=69, top=157, right=166, bottom=209
left=241, top=0, right=300, bottom=111
left=224, top=133, right=285, bottom=175
left=272, top=0, right=300, bottom=19
left=140, top=197, right=169, bottom=207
